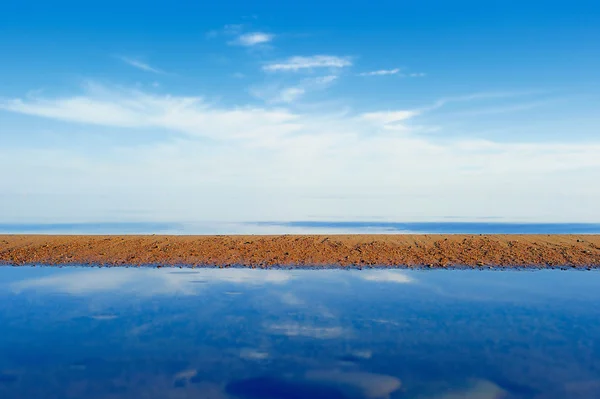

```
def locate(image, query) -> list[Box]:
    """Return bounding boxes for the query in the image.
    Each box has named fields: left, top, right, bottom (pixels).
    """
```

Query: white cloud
left=210, top=25, right=274, bottom=47
left=358, top=69, right=425, bottom=77
left=250, top=75, right=339, bottom=104
left=118, top=56, right=164, bottom=74
left=308, top=75, right=338, bottom=85
left=264, top=55, right=352, bottom=72
left=448, top=100, right=554, bottom=117
left=249, top=85, right=306, bottom=104
left=277, top=87, right=305, bottom=103
left=426, top=91, right=543, bottom=111
left=231, top=32, right=274, bottom=46
left=0, top=82, right=301, bottom=141
left=2, top=83, right=600, bottom=223
left=360, top=110, right=421, bottom=129
left=359, top=68, right=401, bottom=76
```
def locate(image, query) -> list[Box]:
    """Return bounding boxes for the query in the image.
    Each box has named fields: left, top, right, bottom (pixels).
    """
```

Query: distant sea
left=2, top=221, right=600, bottom=235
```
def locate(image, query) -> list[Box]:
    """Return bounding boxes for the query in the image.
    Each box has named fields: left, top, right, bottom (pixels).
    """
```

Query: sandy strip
left=1, top=235, right=600, bottom=268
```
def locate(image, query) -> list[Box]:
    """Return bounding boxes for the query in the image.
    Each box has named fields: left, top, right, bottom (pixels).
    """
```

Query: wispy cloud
left=0, top=82, right=301, bottom=140
left=250, top=75, right=339, bottom=104
left=309, top=75, right=338, bottom=85
left=3, top=83, right=600, bottom=223
left=444, top=99, right=557, bottom=117
left=275, top=87, right=306, bottom=103
left=248, top=85, right=306, bottom=104
left=230, top=32, right=274, bottom=46
left=361, top=110, right=421, bottom=128
left=359, top=68, right=401, bottom=76
left=264, top=55, right=352, bottom=72
left=209, top=25, right=274, bottom=47
left=224, top=24, right=244, bottom=33
left=249, top=86, right=306, bottom=104
left=207, top=23, right=244, bottom=38
left=118, top=56, right=164, bottom=74
left=427, top=91, right=543, bottom=111
left=358, top=69, right=425, bottom=77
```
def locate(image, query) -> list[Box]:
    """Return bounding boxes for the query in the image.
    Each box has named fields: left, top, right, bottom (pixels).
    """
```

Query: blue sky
left=1, top=0, right=600, bottom=223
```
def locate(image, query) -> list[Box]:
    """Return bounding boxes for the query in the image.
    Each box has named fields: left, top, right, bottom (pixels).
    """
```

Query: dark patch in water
left=494, top=377, right=541, bottom=396
left=173, top=379, right=186, bottom=388
left=73, top=357, right=107, bottom=367
left=226, top=377, right=348, bottom=399
left=108, top=385, right=128, bottom=394
left=190, top=375, right=203, bottom=384
left=4, top=349, right=56, bottom=367
left=0, top=373, right=18, bottom=384
left=337, top=354, right=366, bottom=363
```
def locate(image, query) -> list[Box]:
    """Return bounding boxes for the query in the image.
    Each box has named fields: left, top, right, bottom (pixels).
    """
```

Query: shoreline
left=2, top=234, right=600, bottom=268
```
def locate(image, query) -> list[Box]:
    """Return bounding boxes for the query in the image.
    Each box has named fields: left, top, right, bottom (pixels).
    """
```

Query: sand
left=1, top=234, right=600, bottom=268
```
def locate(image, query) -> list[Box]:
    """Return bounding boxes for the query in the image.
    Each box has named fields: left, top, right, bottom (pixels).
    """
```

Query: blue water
left=1, top=267, right=600, bottom=398
left=254, top=221, right=600, bottom=234
left=2, top=221, right=600, bottom=234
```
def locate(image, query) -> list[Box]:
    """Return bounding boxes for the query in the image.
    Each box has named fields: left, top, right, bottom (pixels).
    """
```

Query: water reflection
left=10, top=268, right=294, bottom=295
left=1, top=267, right=599, bottom=398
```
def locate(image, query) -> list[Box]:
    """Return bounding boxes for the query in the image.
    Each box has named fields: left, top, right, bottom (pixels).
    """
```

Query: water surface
left=1, top=267, right=599, bottom=398
left=3, top=221, right=600, bottom=234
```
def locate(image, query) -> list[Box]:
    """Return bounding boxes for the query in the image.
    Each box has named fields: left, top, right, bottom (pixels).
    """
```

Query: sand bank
left=2, top=234, right=600, bottom=268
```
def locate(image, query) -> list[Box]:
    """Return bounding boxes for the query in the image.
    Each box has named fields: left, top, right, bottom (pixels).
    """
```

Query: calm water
left=2, top=221, right=600, bottom=234
left=1, top=267, right=600, bottom=398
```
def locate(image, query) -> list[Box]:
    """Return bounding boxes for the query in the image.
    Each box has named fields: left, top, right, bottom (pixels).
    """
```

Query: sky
left=1, top=0, right=600, bottom=224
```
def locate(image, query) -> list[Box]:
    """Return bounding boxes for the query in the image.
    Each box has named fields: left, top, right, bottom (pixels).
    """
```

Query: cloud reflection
left=267, top=323, right=346, bottom=339
left=11, top=268, right=293, bottom=296
left=359, top=270, right=415, bottom=284
left=239, top=349, right=270, bottom=360
left=418, top=379, right=505, bottom=399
